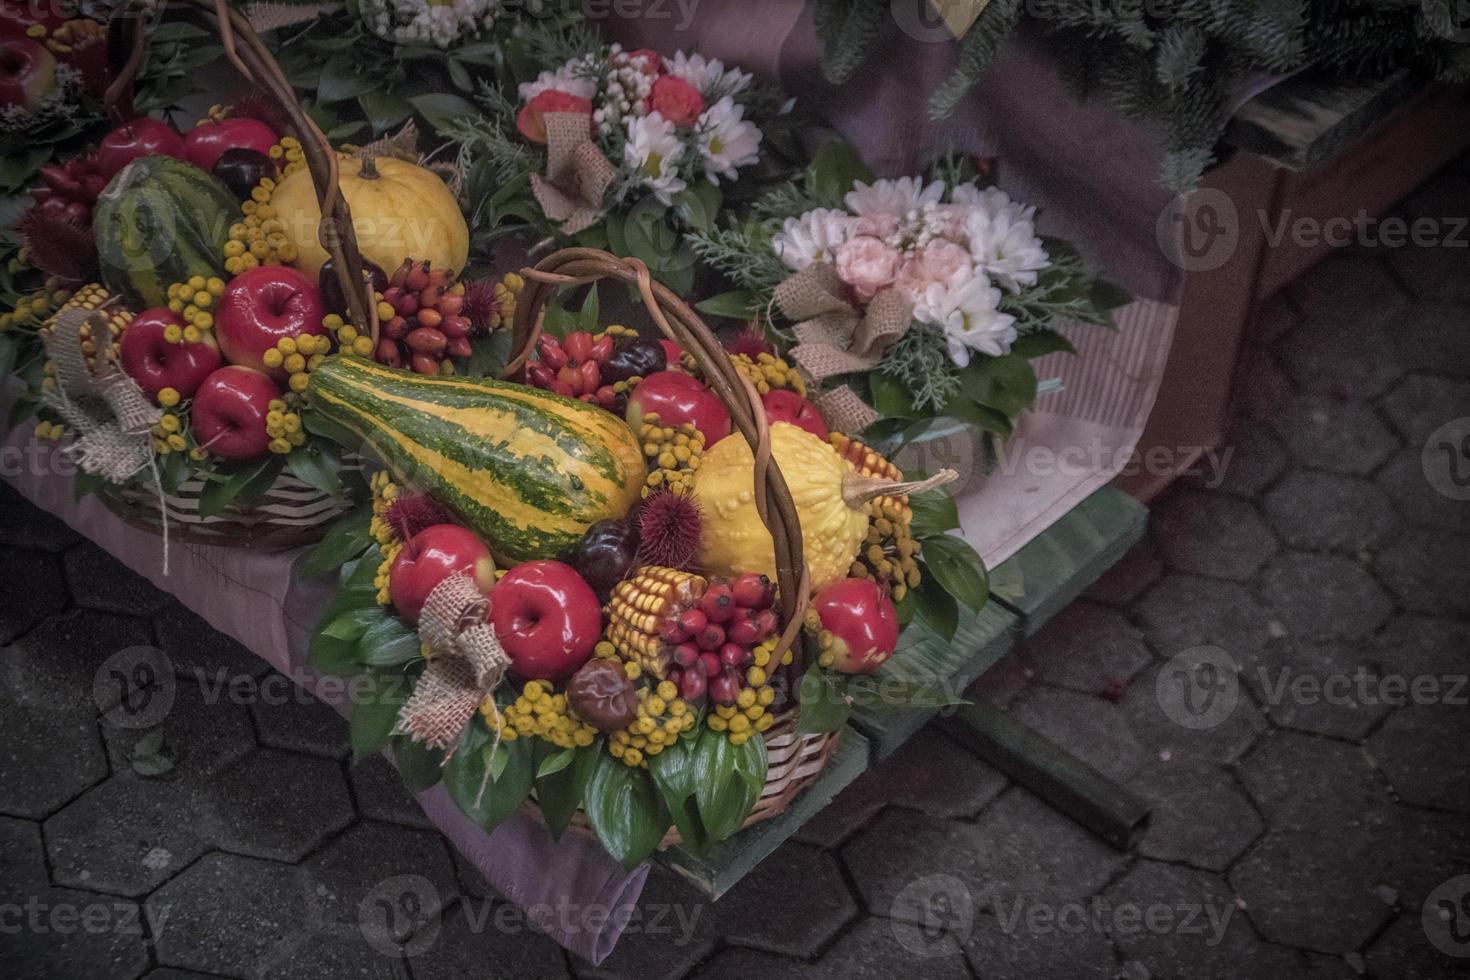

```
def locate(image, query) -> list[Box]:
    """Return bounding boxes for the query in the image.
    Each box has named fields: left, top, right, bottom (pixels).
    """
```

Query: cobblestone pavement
left=3, top=167, right=1470, bottom=980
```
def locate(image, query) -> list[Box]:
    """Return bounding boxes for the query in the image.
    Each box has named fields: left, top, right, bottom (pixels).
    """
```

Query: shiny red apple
left=0, top=36, right=55, bottom=112
left=184, top=117, right=279, bottom=173
left=813, top=578, right=899, bottom=674
left=95, top=118, right=187, bottom=181
left=214, top=265, right=325, bottom=375
left=388, top=524, right=496, bottom=624
left=119, top=308, right=222, bottom=402
left=625, top=370, right=731, bottom=442
left=658, top=339, right=684, bottom=368
left=489, top=560, right=601, bottom=682
left=761, top=389, right=829, bottom=441
left=190, top=366, right=279, bottom=461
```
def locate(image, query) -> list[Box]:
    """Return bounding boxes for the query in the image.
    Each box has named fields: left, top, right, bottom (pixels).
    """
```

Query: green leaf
left=805, top=138, right=873, bottom=202
left=796, top=671, right=851, bottom=734
left=534, top=739, right=602, bottom=841
left=536, top=746, right=576, bottom=779
left=909, top=486, right=960, bottom=538
left=357, top=613, right=422, bottom=668
left=467, top=330, right=514, bottom=378
left=941, top=393, right=1013, bottom=437
left=323, top=605, right=382, bottom=642
left=0, top=333, right=16, bottom=383
left=444, top=720, right=535, bottom=833
left=920, top=534, right=990, bottom=612
left=447, top=58, right=473, bottom=92
left=1010, top=329, right=1077, bottom=359
left=911, top=568, right=959, bottom=641
left=959, top=355, right=1038, bottom=418
left=1089, top=278, right=1133, bottom=311
left=695, top=290, right=759, bottom=321
left=623, top=205, right=695, bottom=296
left=869, top=370, right=916, bottom=418
left=196, top=458, right=279, bottom=519
left=389, top=734, right=444, bottom=794
left=318, top=54, right=381, bottom=103
left=303, top=405, right=366, bottom=452
left=584, top=753, right=671, bottom=870
left=647, top=736, right=709, bottom=854
left=409, top=93, right=478, bottom=132
left=286, top=444, right=343, bottom=496
left=671, top=184, right=721, bottom=232
left=694, top=730, right=767, bottom=842
left=357, top=90, right=414, bottom=135
left=350, top=669, right=411, bottom=760
left=303, top=509, right=373, bottom=579
left=73, top=470, right=106, bottom=502
left=579, top=282, right=600, bottom=331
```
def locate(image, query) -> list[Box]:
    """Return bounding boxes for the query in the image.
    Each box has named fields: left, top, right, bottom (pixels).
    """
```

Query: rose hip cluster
left=376, top=259, right=471, bottom=374
left=661, top=572, right=778, bottom=706
left=524, top=332, right=668, bottom=412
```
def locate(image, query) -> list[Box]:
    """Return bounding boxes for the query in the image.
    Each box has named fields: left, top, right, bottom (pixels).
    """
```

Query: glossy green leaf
left=357, top=613, right=421, bottom=668
left=911, top=568, right=959, bottom=641
left=696, top=730, right=767, bottom=842
left=409, top=93, right=478, bottom=132
left=959, top=354, right=1038, bottom=418
left=584, top=753, right=671, bottom=870
left=647, top=736, right=709, bottom=854
left=535, top=739, right=602, bottom=841
left=303, top=509, right=373, bottom=579
left=695, top=290, right=760, bottom=321
left=390, top=734, right=444, bottom=794
left=909, top=486, right=960, bottom=539
left=1010, top=329, right=1077, bottom=359
left=444, top=720, right=535, bottom=833
left=318, top=54, right=380, bottom=103
left=806, top=138, right=873, bottom=202
left=920, top=534, right=990, bottom=611
left=350, top=669, right=411, bottom=760
left=869, top=370, right=916, bottom=419
left=286, top=444, right=342, bottom=496
left=796, top=670, right=851, bottom=734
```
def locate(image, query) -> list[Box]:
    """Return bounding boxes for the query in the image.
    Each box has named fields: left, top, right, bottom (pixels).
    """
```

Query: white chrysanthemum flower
left=519, top=58, right=599, bottom=103
left=771, top=208, right=855, bottom=271
left=664, top=51, right=752, bottom=97
left=624, top=113, right=687, bottom=205
left=912, top=274, right=1017, bottom=366
left=844, top=177, right=945, bottom=219
left=963, top=201, right=1050, bottom=293
left=696, top=97, right=762, bottom=183
left=361, top=0, right=497, bottom=48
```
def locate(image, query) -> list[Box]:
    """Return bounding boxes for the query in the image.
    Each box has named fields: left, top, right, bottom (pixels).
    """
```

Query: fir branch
left=688, top=223, right=791, bottom=297
left=928, top=0, right=1025, bottom=118
left=815, top=0, right=888, bottom=85
left=876, top=324, right=962, bottom=413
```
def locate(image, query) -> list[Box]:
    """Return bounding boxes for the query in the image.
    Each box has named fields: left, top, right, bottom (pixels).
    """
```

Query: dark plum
left=603, top=337, right=666, bottom=385
left=318, top=256, right=389, bottom=317
left=571, top=518, right=640, bottom=599
left=212, top=147, right=277, bottom=202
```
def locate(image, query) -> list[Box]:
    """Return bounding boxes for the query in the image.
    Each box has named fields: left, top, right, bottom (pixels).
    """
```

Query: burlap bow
left=42, top=305, right=160, bottom=483
left=530, top=112, right=615, bottom=236
left=395, top=571, right=509, bottom=751
left=778, top=262, right=914, bottom=434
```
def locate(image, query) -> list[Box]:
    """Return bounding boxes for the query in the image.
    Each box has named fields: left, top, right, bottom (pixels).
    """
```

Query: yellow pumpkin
left=694, top=422, right=871, bottom=591
left=270, top=156, right=470, bottom=279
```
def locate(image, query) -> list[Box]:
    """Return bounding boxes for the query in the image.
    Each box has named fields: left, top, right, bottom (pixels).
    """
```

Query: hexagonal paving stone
left=1274, top=289, right=1406, bottom=400
left=3, top=608, right=154, bottom=712
left=145, top=969, right=236, bottom=980
left=1360, top=804, right=1470, bottom=910
left=1187, top=420, right=1287, bottom=499
left=965, top=648, right=1037, bottom=710
left=349, top=754, right=432, bottom=829
left=101, top=679, right=255, bottom=781
left=572, top=869, right=716, bottom=980
left=1384, top=301, right=1470, bottom=378
left=1365, top=914, right=1470, bottom=980
left=1249, top=293, right=1302, bottom=347
left=1019, top=602, right=1154, bottom=695
left=1123, top=661, right=1268, bottom=766
left=153, top=602, right=270, bottom=687
left=1135, top=574, right=1276, bottom=664
left=254, top=930, right=409, bottom=980
left=719, top=841, right=856, bottom=956
left=1260, top=553, right=1393, bottom=642
left=1372, top=614, right=1470, bottom=677
left=1239, top=637, right=1394, bottom=740
left=1009, top=688, right=1148, bottom=784
left=1080, top=536, right=1164, bottom=606
left=1369, top=704, right=1470, bottom=813
left=1375, top=447, right=1470, bottom=534
left=1374, top=529, right=1470, bottom=619
left=0, top=814, right=48, bottom=892
left=0, top=547, right=66, bottom=645
left=406, top=897, right=569, bottom=980
left=1383, top=374, right=1470, bottom=446
left=690, top=947, right=799, bottom=980
left=199, top=748, right=354, bottom=862
left=1234, top=348, right=1295, bottom=424
left=1263, top=471, right=1400, bottom=553
left=1389, top=228, right=1470, bottom=305
left=148, top=852, right=324, bottom=977
left=0, top=885, right=152, bottom=980
left=964, top=913, right=1115, bottom=980
left=1230, top=830, right=1395, bottom=953
left=1129, top=763, right=1263, bottom=871
left=1268, top=395, right=1400, bottom=476
left=63, top=540, right=171, bottom=617
left=803, top=915, right=971, bottom=980
left=1287, top=250, right=1405, bottom=329
left=303, top=820, right=459, bottom=930
left=790, top=770, right=888, bottom=849
left=45, top=775, right=211, bottom=897
left=0, top=482, right=81, bottom=552
left=1236, top=731, right=1394, bottom=833
left=869, top=727, right=1008, bottom=818
left=249, top=678, right=350, bottom=759
left=0, top=698, right=108, bottom=819
left=1150, top=490, right=1278, bottom=580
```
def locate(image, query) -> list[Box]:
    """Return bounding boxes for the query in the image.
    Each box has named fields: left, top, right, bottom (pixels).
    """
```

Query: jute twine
left=530, top=112, right=615, bottom=235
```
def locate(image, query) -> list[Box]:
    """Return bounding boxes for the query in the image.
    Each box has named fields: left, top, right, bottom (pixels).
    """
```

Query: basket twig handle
left=506, top=248, right=811, bottom=671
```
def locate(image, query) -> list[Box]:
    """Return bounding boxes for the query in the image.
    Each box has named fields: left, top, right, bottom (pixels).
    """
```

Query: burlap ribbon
left=395, top=571, right=509, bottom=751
left=778, top=262, right=914, bottom=434
left=530, top=112, right=615, bottom=236
left=246, top=1, right=342, bottom=32
left=42, top=305, right=160, bottom=483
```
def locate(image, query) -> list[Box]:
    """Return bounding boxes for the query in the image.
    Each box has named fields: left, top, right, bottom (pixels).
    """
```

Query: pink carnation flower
left=835, top=235, right=903, bottom=302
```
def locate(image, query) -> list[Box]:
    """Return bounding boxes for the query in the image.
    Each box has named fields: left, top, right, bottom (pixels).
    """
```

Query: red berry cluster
left=661, top=573, right=779, bottom=704
left=32, top=153, right=108, bottom=225
left=524, top=331, right=622, bottom=408
left=376, top=259, right=472, bottom=374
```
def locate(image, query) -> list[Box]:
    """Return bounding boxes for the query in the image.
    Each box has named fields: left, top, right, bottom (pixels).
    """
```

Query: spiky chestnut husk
left=228, top=91, right=294, bottom=138
left=461, top=277, right=501, bottom=335
left=20, top=206, right=98, bottom=284
left=636, top=488, right=703, bottom=571
left=382, top=492, right=453, bottom=543
left=724, top=326, right=774, bottom=360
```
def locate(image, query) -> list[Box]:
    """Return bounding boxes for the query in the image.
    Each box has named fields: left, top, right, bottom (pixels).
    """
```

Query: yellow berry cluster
left=732, top=352, right=806, bottom=397
left=830, top=433, right=921, bottom=599
left=706, top=638, right=783, bottom=744
left=488, top=273, right=527, bottom=332
left=1, top=278, right=68, bottom=331
left=610, top=675, right=696, bottom=767
left=149, top=405, right=193, bottom=458
left=32, top=420, right=67, bottom=441
left=164, top=276, right=226, bottom=342
left=271, top=136, right=307, bottom=177
left=483, top=680, right=599, bottom=749
left=264, top=396, right=306, bottom=456
left=261, top=332, right=330, bottom=397
left=638, top=414, right=703, bottom=497
left=369, top=471, right=404, bottom=604
left=322, top=313, right=378, bottom=359
left=223, top=183, right=297, bottom=274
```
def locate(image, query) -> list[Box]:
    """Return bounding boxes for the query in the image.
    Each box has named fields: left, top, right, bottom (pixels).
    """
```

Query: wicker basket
left=509, top=248, right=839, bottom=846
left=95, top=0, right=381, bottom=550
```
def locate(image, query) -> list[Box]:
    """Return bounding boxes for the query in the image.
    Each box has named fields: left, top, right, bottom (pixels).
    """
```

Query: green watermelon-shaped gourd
left=93, top=155, right=237, bottom=309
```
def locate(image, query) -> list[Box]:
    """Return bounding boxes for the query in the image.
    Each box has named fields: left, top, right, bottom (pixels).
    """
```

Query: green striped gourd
left=310, top=356, right=645, bottom=561
left=93, top=155, right=235, bottom=308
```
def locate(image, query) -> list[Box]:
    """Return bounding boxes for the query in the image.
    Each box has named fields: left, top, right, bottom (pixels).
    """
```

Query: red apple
left=388, top=524, right=496, bottom=624
left=119, top=308, right=222, bottom=402
left=658, top=339, right=684, bottom=368
left=813, top=578, right=899, bottom=674
left=761, top=389, right=829, bottom=441
left=490, top=560, right=601, bottom=682
left=184, top=117, right=279, bottom=173
left=95, top=118, right=187, bottom=181
left=625, top=370, right=731, bottom=442
left=214, top=265, right=325, bottom=375
left=190, top=366, right=279, bottom=461
left=0, top=36, right=55, bottom=112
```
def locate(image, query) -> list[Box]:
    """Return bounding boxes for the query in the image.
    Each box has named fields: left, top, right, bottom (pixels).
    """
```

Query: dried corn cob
left=40, top=284, right=133, bottom=371
left=604, top=566, right=708, bottom=678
